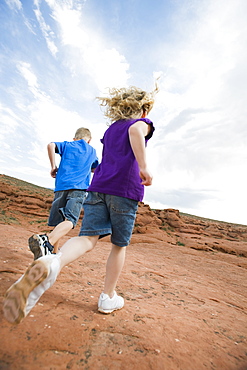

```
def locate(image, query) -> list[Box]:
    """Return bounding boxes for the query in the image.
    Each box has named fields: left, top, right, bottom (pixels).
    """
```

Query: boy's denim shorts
left=48, top=189, right=87, bottom=228
left=79, top=192, right=138, bottom=247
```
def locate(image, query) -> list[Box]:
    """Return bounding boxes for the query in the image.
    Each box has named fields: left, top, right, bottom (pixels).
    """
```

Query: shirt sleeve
left=91, top=158, right=99, bottom=169
left=145, top=121, right=155, bottom=141
left=138, top=118, right=155, bottom=141
left=54, top=141, right=66, bottom=156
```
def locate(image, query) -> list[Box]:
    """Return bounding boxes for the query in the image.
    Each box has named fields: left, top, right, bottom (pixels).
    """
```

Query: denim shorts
left=79, top=192, right=138, bottom=247
left=48, top=190, right=87, bottom=228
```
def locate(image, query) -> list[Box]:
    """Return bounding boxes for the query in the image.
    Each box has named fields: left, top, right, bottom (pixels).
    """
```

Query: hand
left=140, top=168, right=153, bottom=186
left=50, top=167, right=58, bottom=178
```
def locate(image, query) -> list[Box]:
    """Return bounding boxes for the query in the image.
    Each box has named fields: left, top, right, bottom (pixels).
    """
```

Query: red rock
left=0, top=174, right=247, bottom=369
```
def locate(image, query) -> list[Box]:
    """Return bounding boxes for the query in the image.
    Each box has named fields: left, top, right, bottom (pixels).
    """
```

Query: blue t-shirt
left=54, top=139, right=99, bottom=192
left=88, top=118, right=154, bottom=201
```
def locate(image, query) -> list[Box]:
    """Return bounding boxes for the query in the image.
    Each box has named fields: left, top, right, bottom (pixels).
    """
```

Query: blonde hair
left=97, top=84, right=158, bottom=123
left=74, top=127, right=92, bottom=140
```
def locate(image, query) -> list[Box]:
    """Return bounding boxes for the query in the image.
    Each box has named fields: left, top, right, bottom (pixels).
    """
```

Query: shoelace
left=38, top=234, right=54, bottom=255
left=43, top=241, right=54, bottom=254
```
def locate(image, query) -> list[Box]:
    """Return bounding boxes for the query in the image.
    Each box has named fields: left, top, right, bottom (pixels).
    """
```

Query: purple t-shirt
left=87, top=118, right=155, bottom=201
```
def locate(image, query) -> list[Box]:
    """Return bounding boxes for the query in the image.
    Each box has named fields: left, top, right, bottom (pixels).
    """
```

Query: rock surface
left=0, top=174, right=247, bottom=369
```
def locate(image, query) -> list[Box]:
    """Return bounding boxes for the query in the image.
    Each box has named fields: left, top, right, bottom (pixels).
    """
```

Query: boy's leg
left=49, top=189, right=87, bottom=252
left=3, top=235, right=98, bottom=324
left=28, top=220, right=74, bottom=259
left=53, top=241, right=59, bottom=254
left=28, top=191, right=68, bottom=259
left=48, top=220, right=73, bottom=253
left=29, top=189, right=85, bottom=260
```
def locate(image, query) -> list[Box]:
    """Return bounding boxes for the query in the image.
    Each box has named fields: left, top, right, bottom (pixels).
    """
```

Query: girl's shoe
left=3, top=254, right=60, bottom=324
left=98, top=292, right=124, bottom=314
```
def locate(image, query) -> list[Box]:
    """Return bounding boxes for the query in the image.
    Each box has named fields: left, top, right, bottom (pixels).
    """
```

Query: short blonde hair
left=97, top=85, right=158, bottom=123
left=74, top=127, right=92, bottom=140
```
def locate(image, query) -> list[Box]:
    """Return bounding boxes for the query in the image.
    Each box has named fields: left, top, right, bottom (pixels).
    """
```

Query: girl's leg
left=103, top=244, right=126, bottom=298
left=59, top=235, right=99, bottom=269
left=3, top=235, right=99, bottom=324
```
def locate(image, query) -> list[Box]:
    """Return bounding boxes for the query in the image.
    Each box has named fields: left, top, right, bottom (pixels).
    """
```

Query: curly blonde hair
left=97, top=85, right=158, bottom=123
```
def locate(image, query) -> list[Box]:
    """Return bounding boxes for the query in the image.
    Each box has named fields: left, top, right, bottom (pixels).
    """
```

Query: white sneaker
left=3, top=254, right=60, bottom=324
left=98, top=292, right=124, bottom=314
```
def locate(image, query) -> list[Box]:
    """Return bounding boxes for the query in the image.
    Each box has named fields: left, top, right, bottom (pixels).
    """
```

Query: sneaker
left=28, top=234, right=54, bottom=260
left=98, top=292, right=124, bottom=314
left=3, top=254, right=60, bottom=324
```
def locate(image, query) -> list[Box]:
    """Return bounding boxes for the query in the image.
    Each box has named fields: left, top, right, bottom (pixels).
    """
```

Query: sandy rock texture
left=0, top=174, right=247, bottom=370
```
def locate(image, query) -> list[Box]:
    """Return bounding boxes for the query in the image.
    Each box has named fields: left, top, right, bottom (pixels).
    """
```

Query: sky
left=0, top=0, right=246, bottom=225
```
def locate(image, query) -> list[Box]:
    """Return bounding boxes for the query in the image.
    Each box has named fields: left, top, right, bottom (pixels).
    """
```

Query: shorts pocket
left=84, top=192, right=102, bottom=205
left=111, top=196, right=138, bottom=214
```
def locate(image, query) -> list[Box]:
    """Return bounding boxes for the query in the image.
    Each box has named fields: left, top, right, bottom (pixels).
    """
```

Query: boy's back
left=54, top=139, right=98, bottom=192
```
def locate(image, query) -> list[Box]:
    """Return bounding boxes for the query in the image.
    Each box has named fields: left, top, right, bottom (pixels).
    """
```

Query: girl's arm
left=47, top=142, right=58, bottom=178
left=128, top=121, right=153, bottom=186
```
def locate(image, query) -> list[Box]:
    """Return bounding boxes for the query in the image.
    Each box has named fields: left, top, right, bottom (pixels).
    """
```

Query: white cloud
left=5, top=0, right=22, bottom=11
left=155, top=0, right=247, bottom=112
left=47, top=1, right=130, bottom=91
left=17, top=62, right=39, bottom=90
left=33, top=0, right=58, bottom=56
left=0, top=104, right=24, bottom=166
left=143, top=0, right=247, bottom=224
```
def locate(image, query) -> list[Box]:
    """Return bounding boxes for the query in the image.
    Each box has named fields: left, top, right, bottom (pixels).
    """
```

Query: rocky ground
left=0, top=174, right=247, bottom=370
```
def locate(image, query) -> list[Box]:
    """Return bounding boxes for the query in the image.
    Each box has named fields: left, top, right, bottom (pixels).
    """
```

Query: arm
left=91, top=158, right=99, bottom=173
left=128, top=121, right=153, bottom=186
left=47, top=142, right=58, bottom=178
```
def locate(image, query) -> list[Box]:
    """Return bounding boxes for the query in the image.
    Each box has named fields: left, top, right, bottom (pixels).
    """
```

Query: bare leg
left=4, top=235, right=99, bottom=324
left=52, top=241, right=59, bottom=254
left=59, top=235, right=99, bottom=269
left=48, top=220, right=73, bottom=253
left=103, top=244, right=126, bottom=298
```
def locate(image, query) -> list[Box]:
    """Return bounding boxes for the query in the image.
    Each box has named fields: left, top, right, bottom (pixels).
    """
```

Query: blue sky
left=0, top=0, right=246, bottom=225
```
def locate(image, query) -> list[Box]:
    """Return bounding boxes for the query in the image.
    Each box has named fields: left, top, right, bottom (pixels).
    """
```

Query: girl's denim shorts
left=48, top=189, right=87, bottom=228
left=79, top=192, right=138, bottom=247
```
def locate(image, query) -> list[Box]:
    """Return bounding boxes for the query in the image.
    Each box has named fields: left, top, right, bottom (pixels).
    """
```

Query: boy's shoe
left=98, top=292, right=124, bottom=314
left=3, top=254, right=60, bottom=324
left=28, top=234, right=54, bottom=260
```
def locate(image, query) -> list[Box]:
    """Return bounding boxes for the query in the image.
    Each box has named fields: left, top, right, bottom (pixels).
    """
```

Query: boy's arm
left=91, top=158, right=99, bottom=173
left=47, top=142, right=58, bottom=178
left=128, top=121, right=153, bottom=186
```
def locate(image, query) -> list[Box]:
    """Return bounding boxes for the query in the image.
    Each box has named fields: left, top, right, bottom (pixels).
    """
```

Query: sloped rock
left=0, top=174, right=247, bottom=369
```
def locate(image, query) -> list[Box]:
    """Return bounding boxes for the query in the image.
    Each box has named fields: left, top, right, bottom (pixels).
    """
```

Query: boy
left=28, top=127, right=99, bottom=259
left=3, top=85, right=157, bottom=324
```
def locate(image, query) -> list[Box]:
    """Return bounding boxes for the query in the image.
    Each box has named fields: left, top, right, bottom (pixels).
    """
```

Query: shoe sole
left=98, top=305, right=124, bottom=314
left=3, top=260, right=48, bottom=324
left=28, top=235, right=43, bottom=260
